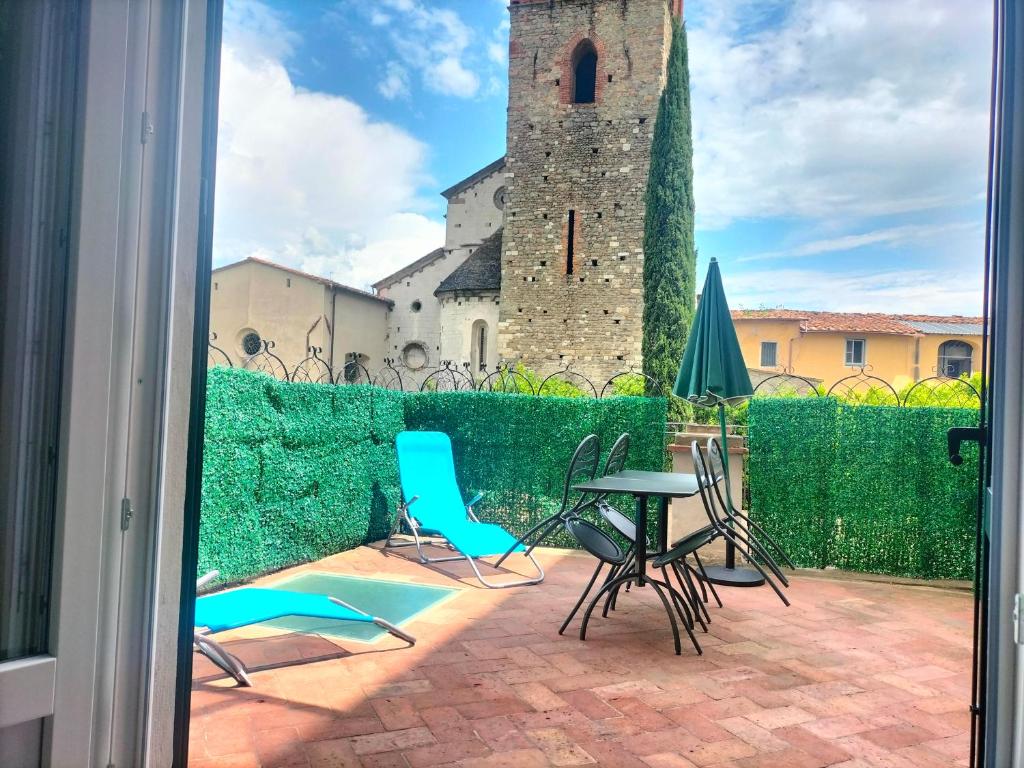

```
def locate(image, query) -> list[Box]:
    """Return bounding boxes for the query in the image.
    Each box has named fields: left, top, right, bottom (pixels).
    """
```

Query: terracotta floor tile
left=192, top=547, right=972, bottom=768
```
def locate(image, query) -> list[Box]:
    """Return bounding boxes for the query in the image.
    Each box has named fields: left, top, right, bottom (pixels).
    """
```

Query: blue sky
left=214, top=0, right=992, bottom=315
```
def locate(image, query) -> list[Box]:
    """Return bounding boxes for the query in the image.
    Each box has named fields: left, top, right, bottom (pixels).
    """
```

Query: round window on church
left=411, top=300, right=422, bottom=312
left=240, top=330, right=262, bottom=356
left=402, top=342, right=428, bottom=370
left=493, top=186, right=508, bottom=211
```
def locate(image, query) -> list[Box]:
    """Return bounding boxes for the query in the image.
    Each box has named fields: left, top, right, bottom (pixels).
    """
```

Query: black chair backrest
left=564, top=517, right=625, bottom=564
left=705, top=437, right=728, bottom=485
left=603, top=433, right=630, bottom=476
left=706, top=437, right=738, bottom=515
left=598, top=501, right=636, bottom=542
left=691, top=441, right=727, bottom=527
left=559, top=433, right=601, bottom=517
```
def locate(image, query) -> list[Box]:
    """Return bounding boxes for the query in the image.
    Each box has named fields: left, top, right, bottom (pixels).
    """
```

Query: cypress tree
left=641, top=18, right=696, bottom=407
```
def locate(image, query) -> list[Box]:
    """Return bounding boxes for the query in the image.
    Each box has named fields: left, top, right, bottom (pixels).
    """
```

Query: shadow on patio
left=189, top=544, right=972, bottom=768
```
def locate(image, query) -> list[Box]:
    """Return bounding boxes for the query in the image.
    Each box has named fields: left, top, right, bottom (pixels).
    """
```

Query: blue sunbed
left=194, top=572, right=414, bottom=686
left=385, top=431, right=544, bottom=588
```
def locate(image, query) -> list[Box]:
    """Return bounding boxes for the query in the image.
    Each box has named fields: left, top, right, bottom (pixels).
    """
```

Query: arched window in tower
left=571, top=41, right=598, bottom=104
left=471, top=320, right=488, bottom=372
left=938, top=340, right=973, bottom=378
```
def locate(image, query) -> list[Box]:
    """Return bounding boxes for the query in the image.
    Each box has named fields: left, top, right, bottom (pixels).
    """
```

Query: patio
left=190, top=546, right=972, bottom=768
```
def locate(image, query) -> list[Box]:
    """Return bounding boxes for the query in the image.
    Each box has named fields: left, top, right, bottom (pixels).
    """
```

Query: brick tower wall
left=498, top=0, right=674, bottom=385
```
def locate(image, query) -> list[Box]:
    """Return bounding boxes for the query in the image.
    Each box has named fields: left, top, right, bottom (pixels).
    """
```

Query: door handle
left=947, top=426, right=985, bottom=466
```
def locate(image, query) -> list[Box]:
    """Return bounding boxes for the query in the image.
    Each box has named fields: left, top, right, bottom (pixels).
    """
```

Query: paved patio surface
left=190, top=544, right=973, bottom=768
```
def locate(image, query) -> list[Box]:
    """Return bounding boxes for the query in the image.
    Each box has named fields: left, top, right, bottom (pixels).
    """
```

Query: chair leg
left=647, top=580, right=683, bottom=656
left=580, top=572, right=636, bottom=640
left=662, top=565, right=705, bottom=633
left=678, top=560, right=711, bottom=626
left=672, top=561, right=710, bottom=630
left=692, top=551, right=723, bottom=608
left=731, top=510, right=796, bottom=569
left=721, top=532, right=791, bottom=607
left=495, top=513, right=560, bottom=566
left=194, top=632, right=253, bottom=687
left=560, top=561, right=604, bottom=635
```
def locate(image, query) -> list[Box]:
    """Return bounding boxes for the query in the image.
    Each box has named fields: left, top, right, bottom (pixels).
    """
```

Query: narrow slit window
left=566, top=209, right=576, bottom=275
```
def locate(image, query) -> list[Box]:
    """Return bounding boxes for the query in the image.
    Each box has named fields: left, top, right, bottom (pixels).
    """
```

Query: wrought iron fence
left=206, top=338, right=980, bottom=408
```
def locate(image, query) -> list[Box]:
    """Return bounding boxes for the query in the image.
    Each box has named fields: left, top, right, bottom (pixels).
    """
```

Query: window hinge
left=141, top=111, right=154, bottom=144
left=1015, top=593, right=1023, bottom=645
left=120, top=497, right=134, bottom=531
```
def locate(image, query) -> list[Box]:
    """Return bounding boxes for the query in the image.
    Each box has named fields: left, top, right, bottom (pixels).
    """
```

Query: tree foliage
left=642, top=18, right=696, bottom=414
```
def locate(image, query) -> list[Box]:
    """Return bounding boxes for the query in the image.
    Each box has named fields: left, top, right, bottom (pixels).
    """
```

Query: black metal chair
left=557, top=517, right=631, bottom=635
left=692, top=441, right=791, bottom=606
left=704, top=437, right=796, bottom=572
left=595, top=432, right=721, bottom=623
left=496, top=434, right=601, bottom=566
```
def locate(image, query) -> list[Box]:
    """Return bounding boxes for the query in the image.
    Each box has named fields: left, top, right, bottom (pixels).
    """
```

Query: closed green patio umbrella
left=674, top=258, right=762, bottom=586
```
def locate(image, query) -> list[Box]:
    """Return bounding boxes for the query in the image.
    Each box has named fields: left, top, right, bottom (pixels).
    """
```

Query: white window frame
left=845, top=337, right=866, bottom=367
left=760, top=341, right=778, bottom=368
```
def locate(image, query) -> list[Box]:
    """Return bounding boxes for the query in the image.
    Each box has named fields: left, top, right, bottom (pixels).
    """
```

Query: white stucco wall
left=377, top=249, right=470, bottom=372
left=444, top=165, right=506, bottom=250
left=438, top=292, right=501, bottom=374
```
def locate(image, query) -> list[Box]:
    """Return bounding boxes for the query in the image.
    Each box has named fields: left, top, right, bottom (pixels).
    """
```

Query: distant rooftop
left=435, top=229, right=502, bottom=295
left=731, top=309, right=984, bottom=337
left=371, top=247, right=447, bottom=292
left=214, top=257, right=393, bottom=306
left=439, top=157, right=506, bottom=200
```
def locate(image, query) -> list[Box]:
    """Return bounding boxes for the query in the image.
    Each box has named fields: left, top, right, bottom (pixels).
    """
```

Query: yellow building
left=731, top=310, right=983, bottom=390
left=210, top=258, right=392, bottom=377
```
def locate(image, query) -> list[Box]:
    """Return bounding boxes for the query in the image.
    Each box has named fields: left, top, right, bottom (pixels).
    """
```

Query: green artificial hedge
left=199, top=368, right=667, bottom=584
left=199, top=367, right=405, bottom=585
left=747, top=397, right=979, bottom=580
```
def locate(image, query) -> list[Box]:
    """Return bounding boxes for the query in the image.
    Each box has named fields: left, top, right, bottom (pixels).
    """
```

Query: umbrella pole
left=719, top=403, right=736, bottom=570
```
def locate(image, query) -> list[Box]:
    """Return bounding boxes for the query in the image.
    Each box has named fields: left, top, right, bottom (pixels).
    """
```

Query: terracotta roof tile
left=730, top=309, right=982, bottom=337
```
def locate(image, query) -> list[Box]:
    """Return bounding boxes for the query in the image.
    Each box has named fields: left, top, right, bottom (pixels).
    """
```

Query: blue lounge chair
left=386, top=431, right=544, bottom=588
left=193, top=571, right=415, bottom=686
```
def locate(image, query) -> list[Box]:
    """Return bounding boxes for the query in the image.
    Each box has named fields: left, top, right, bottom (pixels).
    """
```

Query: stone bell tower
left=497, top=0, right=678, bottom=384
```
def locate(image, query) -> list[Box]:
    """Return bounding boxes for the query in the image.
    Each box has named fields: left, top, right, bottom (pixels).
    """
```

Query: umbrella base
left=701, top=565, right=766, bottom=587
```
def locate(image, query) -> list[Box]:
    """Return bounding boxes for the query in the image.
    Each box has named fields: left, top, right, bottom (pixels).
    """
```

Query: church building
left=375, top=0, right=680, bottom=384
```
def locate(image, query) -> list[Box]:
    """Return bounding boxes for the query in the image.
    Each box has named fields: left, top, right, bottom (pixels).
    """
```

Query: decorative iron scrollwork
left=826, top=366, right=899, bottom=406
left=538, top=362, right=597, bottom=398
left=752, top=368, right=820, bottom=398
left=291, top=346, right=333, bottom=384
left=371, top=358, right=406, bottom=391
left=207, top=332, right=233, bottom=369
left=477, top=362, right=535, bottom=394
left=420, top=360, right=475, bottom=392
left=599, top=367, right=664, bottom=398
left=243, top=339, right=290, bottom=381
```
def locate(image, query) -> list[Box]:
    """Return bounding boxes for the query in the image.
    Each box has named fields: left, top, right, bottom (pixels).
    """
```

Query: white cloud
left=688, top=0, right=992, bottom=229
left=214, top=0, right=443, bottom=289
left=297, top=213, right=446, bottom=290
left=374, top=0, right=483, bottom=98
left=378, top=61, right=410, bottom=99
left=430, top=57, right=480, bottom=98
left=725, top=265, right=984, bottom=315
left=740, top=221, right=982, bottom=262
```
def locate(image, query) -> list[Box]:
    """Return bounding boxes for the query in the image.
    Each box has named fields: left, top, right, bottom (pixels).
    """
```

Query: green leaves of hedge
left=747, top=398, right=979, bottom=580
left=200, top=368, right=667, bottom=584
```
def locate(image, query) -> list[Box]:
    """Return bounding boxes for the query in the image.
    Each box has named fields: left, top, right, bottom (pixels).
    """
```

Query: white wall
left=438, top=292, right=501, bottom=374
left=445, top=166, right=506, bottom=250
left=378, top=250, right=469, bottom=371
